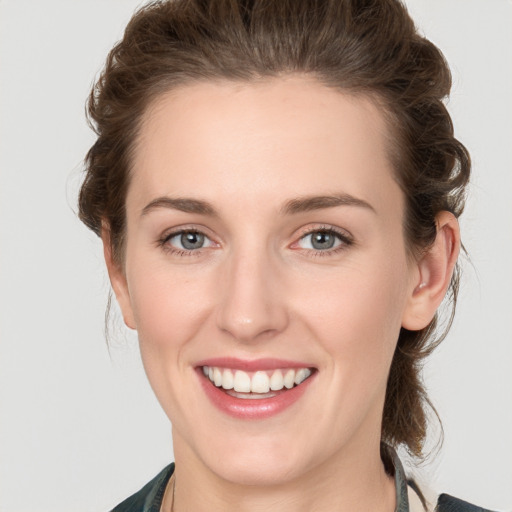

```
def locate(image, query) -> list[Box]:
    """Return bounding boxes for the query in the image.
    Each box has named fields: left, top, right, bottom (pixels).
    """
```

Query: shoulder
left=110, top=463, right=175, bottom=512
left=409, top=481, right=498, bottom=512
left=405, top=467, right=496, bottom=512
left=436, top=493, right=499, bottom=512
left=389, top=446, right=497, bottom=512
left=409, top=485, right=498, bottom=512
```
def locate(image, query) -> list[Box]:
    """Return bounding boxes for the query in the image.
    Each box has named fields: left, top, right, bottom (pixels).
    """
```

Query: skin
left=105, top=76, right=460, bottom=512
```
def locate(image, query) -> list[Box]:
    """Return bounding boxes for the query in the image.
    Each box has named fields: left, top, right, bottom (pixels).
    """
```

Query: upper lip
left=195, top=357, right=315, bottom=371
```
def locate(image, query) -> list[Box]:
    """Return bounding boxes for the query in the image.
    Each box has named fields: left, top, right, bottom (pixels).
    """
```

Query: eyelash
left=157, top=226, right=354, bottom=258
left=294, top=225, right=354, bottom=258
left=157, top=228, right=211, bottom=257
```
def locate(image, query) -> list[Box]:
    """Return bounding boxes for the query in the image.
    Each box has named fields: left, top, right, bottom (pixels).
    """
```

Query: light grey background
left=0, top=1, right=511, bottom=511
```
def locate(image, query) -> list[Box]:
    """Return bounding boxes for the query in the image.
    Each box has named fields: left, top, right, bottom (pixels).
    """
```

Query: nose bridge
left=216, top=241, right=288, bottom=342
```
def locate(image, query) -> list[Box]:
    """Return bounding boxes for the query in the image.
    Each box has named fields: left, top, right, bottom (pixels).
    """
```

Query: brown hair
left=78, top=0, right=470, bottom=458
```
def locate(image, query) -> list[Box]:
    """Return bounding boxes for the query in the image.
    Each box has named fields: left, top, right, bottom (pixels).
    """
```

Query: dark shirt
left=111, top=451, right=496, bottom=512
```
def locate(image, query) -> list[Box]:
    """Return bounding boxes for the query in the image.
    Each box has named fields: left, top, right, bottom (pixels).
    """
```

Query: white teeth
left=221, top=369, right=234, bottom=390
left=233, top=370, right=251, bottom=392
left=294, top=368, right=311, bottom=385
left=251, top=371, right=270, bottom=393
left=213, top=367, right=223, bottom=387
left=203, top=366, right=313, bottom=393
left=269, top=370, right=284, bottom=391
left=284, top=369, right=295, bottom=389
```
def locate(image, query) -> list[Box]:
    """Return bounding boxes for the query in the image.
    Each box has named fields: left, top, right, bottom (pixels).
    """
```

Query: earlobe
left=401, top=211, right=460, bottom=331
left=101, top=226, right=137, bottom=330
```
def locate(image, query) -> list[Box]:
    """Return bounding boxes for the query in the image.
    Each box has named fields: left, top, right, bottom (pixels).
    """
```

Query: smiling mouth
left=201, top=366, right=314, bottom=399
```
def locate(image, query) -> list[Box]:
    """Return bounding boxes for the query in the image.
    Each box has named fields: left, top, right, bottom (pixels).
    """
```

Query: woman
left=78, top=1, right=493, bottom=511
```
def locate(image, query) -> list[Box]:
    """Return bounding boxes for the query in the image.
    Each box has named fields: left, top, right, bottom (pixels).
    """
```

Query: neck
left=170, top=432, right=396, bottom=512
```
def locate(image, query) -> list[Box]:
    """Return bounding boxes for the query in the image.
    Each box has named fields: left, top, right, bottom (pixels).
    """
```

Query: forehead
left=129, top=76, right=401, bottom=216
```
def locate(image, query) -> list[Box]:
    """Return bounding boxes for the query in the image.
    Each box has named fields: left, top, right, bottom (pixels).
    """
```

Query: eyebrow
left=141, top=197, right=218, bottom=217
left=141, top=193, right=376, bottom=217
left=281, top=193, right=376, bottom=215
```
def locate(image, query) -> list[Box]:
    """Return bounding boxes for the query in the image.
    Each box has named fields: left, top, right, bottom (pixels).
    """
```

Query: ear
left=401, top=211, right=460, bottom=331
left=101, top=225, right=136, bottom=330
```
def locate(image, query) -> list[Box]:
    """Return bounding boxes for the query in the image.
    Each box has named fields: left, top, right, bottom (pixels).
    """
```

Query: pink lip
left=195, top=357, right=313, bottom=371
left=195, top=362, right=317, bottom=420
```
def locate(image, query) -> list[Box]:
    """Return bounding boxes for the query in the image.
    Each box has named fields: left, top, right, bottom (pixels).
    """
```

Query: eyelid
left=290, top=224, right=354, bottom=253
left=159, top=224, right=217, bottom=241
left=156, top=223, right=354, bottom=257
left=294, top=224, right=353, bottom=242
left=157, top=225, right=220, bottom=255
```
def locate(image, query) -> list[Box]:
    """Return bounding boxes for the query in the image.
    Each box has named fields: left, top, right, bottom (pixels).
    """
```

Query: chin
left=208, top=451, right=305, bottom=486
left=193, top=430, right=312, bottom=486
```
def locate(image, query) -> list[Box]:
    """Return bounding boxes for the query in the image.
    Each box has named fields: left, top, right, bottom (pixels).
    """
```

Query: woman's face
left=114, top=77, right=421, bottom=484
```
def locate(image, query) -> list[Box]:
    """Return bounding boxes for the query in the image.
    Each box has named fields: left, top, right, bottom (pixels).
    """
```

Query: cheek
left=126, top=258, right=214, bottom=356
left=124, top=258, right=218, bottom=423
left=297, top=255, right=410, bottom=383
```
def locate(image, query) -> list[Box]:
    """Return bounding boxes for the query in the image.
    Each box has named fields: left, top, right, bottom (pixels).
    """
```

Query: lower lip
left=197, top=369, right=316, bottom=420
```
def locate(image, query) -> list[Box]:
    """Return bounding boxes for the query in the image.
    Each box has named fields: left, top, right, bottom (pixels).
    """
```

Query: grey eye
left=311, top=232, right=336, bottom=250
left=298, top=230, right=342, bottom=251
left=179, top=231, right=205, bottom=250
left=165, top=230, right=210, bottom=251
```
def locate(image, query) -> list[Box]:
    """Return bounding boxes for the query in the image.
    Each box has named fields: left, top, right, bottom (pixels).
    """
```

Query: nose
left=215, top=248, right=289, bottom=343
